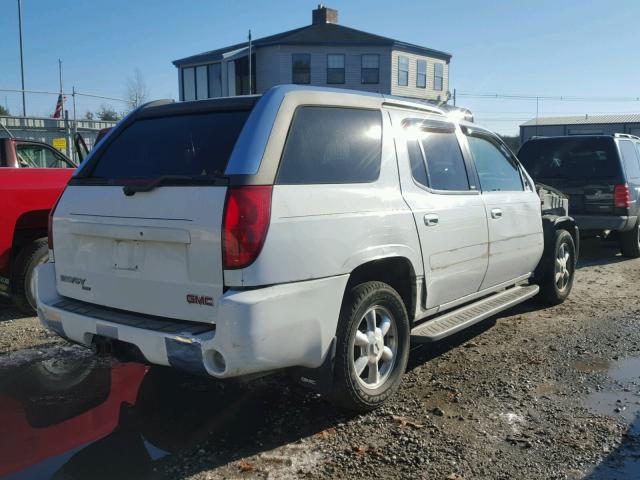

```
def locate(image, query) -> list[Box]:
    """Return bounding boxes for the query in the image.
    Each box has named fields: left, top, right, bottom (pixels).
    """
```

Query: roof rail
left=614, top=133, right=640, bottom=140
left=381, top=99, right=445, bottom=116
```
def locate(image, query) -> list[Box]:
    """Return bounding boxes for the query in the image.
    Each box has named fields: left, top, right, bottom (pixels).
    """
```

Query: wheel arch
left=535, top=215, right=579, bottom=281
left=343, top=255, right=419, bottom=323
left=12, top=209, right=49, bottom=261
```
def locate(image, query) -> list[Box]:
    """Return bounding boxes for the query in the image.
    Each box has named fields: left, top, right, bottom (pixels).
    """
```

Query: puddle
left=580, top=356, right=640, bottom=479
left=571, top=357, right=611, bottom=374
left=0, top=351, right=337, bottom=479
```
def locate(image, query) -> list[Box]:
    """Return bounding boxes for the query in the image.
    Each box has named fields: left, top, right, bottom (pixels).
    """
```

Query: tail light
left=614, top=184, right=630, bottom=209
left=222, top=186, right=272, bottom=269
left=47, top=192, right=64, bottom=259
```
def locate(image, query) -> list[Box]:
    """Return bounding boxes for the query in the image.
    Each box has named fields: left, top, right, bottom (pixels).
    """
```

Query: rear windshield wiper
left=122, top=174, right=228, bottom=196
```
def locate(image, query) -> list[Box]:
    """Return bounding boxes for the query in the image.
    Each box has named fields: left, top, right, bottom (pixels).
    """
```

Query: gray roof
left=173, top=22, right=451, bottom=66
left=521, top=113, right=640, bottom=127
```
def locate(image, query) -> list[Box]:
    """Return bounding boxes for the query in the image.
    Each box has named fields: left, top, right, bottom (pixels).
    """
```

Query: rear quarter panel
left=225, top=106, right=423, bottom=287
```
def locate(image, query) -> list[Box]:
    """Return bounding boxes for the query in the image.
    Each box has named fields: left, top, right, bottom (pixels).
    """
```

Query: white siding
left=390, top=50, right=449, bottom=101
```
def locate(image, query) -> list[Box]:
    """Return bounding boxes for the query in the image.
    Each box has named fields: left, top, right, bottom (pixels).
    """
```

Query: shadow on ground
left=577, top=237, right=628, bottom=269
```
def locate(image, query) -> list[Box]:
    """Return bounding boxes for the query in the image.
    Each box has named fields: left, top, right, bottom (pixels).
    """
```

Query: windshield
left=518, top=137, right=622, bottom=180
left=85, top=110, right=250, bottom=181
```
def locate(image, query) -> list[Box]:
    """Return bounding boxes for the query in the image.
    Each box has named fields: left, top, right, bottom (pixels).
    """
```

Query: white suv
left=36, top=85, right=577, bottom=411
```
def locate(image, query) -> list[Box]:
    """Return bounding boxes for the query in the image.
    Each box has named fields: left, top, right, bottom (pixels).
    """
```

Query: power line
left=457, top=91, right=640, bottom=102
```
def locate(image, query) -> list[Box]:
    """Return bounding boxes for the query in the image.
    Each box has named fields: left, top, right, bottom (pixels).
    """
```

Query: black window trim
left=326, top=53, right=346, bottom=85
left=275, top=104, right=383, bottom=186
left=361, top=54, right=380, bottom=85
left=463, top=128, right=528, bottom=193
left=292, top=53, right=311, bottom=85
left=403, top=118, right=477, bottom=195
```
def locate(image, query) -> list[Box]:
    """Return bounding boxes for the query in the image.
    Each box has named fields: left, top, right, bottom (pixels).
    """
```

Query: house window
left=182, top=67, right=196, bottom=101
left=361, top=54, right=379, bottom=84
left=434, top=63, right=444, bottom=91
left=327, top=54, right=345, bottom=84
left=398, top=56, right=409, bottom=86
left=208, top=63, right=222, bottom=98
left=292, top=54, right=311, bottom=84
left=417, top=59, right=427, bottom=88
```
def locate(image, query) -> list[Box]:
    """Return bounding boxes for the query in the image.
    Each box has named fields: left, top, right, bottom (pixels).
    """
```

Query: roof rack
left=614, top=133, right=640, bottom=140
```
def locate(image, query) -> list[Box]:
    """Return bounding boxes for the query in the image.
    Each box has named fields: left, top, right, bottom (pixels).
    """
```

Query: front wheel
left=330, top=281, right=410, bottom=412
left=619, top=219, right=640, bottom=258
left=537, top=229, right=576, bottom=305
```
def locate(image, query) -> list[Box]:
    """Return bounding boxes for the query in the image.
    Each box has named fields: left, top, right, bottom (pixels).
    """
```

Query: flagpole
left=248, top=29, right=252, bottom=95
left=58, top=59, right=63, bottom=111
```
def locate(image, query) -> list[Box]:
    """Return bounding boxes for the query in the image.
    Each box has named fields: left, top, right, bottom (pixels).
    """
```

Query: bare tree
left=84, top=111, right=94, bottom=120
left=97, top=105, right=119, bottom=121
left=125, top=68, right=149, bottom=109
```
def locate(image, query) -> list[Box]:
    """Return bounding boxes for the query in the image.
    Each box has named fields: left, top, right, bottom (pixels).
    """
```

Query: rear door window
left=276, top=107, right=382, bottom=184
left=468, top=136, right=523, bottom=192
left=619, top=140, right=640, bottom=180
left=87, top=111, right=250, bottom=180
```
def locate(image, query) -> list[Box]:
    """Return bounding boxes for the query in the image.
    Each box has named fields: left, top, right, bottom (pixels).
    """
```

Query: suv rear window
left=518, top=137, right=622, bottom=180
left=619, top=140, right=640, bottom=179
left=87, top=111, right=250, bottom=180
left=277, top=107, right=382, bottom=184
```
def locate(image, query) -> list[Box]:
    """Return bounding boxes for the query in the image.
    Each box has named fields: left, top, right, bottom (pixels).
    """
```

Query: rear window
left=518, top=137, right=622, bottom=180
left=276, top=107, right=382, bottom=184
left=619, top=140, right=640, bottom=179
left=87, top=111, right=250, bottom=180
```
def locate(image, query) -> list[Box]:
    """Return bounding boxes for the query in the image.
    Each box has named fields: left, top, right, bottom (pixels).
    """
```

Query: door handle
left=424, top=213, right=439, bottom=226
left=491, top=208, right=503, bottom=219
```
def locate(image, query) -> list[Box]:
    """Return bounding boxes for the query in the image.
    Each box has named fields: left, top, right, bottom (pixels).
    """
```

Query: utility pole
left=18, top=0, right=26, bottom=116
left=535, top=96, right=539, bottom=137
left=453, top=88, right=456, bottom=106
left=248, top=29, right=252, bottom=95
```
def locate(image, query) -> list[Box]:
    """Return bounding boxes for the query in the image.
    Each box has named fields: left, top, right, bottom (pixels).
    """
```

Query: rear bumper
left=572, top=215, right=638, bottom=233
left=36, top=262, right=348, bottom=378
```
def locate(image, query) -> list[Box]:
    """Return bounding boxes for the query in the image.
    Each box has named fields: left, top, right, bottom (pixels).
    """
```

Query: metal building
left=520, top=114, right=640, bottom=144
left=172, top=5, right=452, bottom=103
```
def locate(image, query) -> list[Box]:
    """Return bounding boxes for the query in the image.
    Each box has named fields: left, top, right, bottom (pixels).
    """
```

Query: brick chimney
left=312, top=5, right=338, bottom=24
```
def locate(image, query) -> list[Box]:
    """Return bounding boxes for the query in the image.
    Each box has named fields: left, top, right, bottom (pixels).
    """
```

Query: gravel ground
left=1, top=238, right=639, bottom=479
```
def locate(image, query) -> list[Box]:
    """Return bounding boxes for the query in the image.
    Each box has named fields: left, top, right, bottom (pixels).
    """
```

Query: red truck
left=0, top=137, right=75, bottom=313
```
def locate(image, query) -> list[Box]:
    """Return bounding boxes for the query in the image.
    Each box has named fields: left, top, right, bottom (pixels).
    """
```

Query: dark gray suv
left=519, top=134, right=640, bottom=257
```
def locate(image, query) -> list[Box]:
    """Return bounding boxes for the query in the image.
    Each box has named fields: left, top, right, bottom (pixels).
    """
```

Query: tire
left=619, top=219, right=640, bottom=258
left=537, top=229, right=576, bottom=305
left=12, top=238, right=49, bottom=315
left=330, top=281, right=410, bottom=412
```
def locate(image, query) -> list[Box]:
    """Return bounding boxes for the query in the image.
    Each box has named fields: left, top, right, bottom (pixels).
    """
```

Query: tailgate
left=52, top=186, right=226, bottom=322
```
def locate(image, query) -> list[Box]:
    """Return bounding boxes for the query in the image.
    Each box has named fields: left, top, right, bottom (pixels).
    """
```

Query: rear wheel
left=537, top=229, right=575, bottom=305
left=12, top=238, right=49, bottom=315
left=619, top=220, right=640, bottom=258
left=330, top=281, right=409, bottom=411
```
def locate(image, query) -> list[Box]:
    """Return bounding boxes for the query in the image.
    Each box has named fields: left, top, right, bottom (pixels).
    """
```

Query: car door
left=391, top=111, right=489, bottom=309
left=464, top=130, right=543, bottom=289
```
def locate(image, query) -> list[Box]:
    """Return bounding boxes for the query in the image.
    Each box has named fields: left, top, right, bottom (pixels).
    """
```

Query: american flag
left=53, top=94, right=65, bottom=118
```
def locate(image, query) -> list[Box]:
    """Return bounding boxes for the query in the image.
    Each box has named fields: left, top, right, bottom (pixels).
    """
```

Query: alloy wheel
left=351, top=305, right=398, bottom=389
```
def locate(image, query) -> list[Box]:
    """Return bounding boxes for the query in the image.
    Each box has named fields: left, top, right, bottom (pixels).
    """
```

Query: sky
left=1, top=0, right=639, bottom=134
